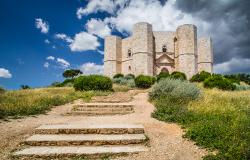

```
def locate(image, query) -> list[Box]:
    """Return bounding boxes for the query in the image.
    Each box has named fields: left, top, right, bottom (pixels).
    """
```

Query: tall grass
left=0, top=87, right=110, bottom=119
left=150, top=79, right=250, bottom=160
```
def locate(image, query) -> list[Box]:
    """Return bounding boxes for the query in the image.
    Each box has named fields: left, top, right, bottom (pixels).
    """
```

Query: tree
left=20, top=85, right=31, bottom=90
left=63, top=69, right=82, bottom=79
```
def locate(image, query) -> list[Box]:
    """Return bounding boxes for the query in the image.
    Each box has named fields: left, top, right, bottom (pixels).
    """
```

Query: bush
left=157, top=72, right=170, bottom=82
left=204, top=75, right=236, bottom=91
left=234, top=83, right=250, bottom=91
left=149, top=78, right=201, bottom=103
left=171, top=71, right=187, bottom=80
left=135, top=75, right=155, bottom=88
left=190, top=71, right=211, bottom=82
left=0, top=87, right=5, bottom=94
left=124, top=74, right=135, bottom=80
left=74, top=75, right=112, bottom=91
left=113, top=73, right=124, bottom=79
left=224, top=74, right=241, bottom=84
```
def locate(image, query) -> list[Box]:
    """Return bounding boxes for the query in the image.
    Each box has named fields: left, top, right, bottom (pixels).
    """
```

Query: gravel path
left=0, top=91, right=207, bottom=160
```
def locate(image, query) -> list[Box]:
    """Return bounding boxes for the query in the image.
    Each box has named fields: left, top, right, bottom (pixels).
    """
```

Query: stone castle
left=104, top=22, right=213, bottom=79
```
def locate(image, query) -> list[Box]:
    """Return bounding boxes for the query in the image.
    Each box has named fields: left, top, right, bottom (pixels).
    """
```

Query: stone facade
left=104, top=22, right=213, bottom=79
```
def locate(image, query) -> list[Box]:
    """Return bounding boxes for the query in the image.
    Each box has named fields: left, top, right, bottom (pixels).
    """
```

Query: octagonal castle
left=104, top=22, right=213, bottom=79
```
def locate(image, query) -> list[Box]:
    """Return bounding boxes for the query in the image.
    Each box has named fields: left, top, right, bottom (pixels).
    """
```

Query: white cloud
left=44, top=39, right=50, bottom=44
left=56, top=58, right=70, bottom=69
left=69, top=32, right=100, bottom=52
left=46, top=56, right=55, bottom=60
left=54, top=33, right=73, bottom=43
left=43, top=62, right=49, bottom=68
left=0, top=68, right=12, bottom=78
left=86, top=18, right=111, bottom=38
left=76, top=0, right=123, bottom=19
left=79, top=62, right=103, bottom=75
left=214, top=58, right=250, bottom=74
left=35, top=18, right=49, bottom=34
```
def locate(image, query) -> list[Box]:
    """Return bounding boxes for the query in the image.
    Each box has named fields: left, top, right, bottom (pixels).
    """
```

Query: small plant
left=74, top=75, right=112, bottom=91
left=124, top=74, right=135, bottom=80
left=135, top=75, right=155, bottom=88
left=149, top=78, right=201, bottom=103
left=234, top=83, right=250, bottom=91
left=204, top=75, right=236, bottom=91
left=190, top=71, right=211, bottom=82
left=156, top=72, right=170, bottom=82
left=113, top=73, right=124, bottom=79
left=170, top=71, right=187, bottom=80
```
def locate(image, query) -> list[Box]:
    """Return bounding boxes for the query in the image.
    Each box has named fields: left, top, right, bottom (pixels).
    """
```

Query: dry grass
left=0, top=87, right=110, bottom=119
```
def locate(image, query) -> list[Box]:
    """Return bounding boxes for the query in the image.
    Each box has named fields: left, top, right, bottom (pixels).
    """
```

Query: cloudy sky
left=0, top=0, right=249, bottom=89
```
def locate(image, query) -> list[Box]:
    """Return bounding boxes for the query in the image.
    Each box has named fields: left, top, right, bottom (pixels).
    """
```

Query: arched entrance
left=161, top=67, right=169, bottom=73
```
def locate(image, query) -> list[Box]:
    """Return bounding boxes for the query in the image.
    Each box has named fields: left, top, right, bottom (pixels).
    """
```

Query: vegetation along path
left=0, top=90, right=206, bottom=160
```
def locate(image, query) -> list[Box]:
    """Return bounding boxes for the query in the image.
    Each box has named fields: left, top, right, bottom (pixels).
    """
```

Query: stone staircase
left=71, top=103, right=134, bottom=115
left=14, top=124, right=148, bottom=158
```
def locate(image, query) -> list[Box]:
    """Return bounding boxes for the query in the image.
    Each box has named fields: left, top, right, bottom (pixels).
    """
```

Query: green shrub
left=135, top=75, right=155, bottom=88
left=149, top=78, right=201, bottom=103
left=224, top=74, right=241, bottom=84
left=0, top=87, right=5, bottom=94
left=234, top=83, right=250, bottom=91
left=113, top=73, right=124, bottom=79
left=204, top=75, right=236, bottom=91
left=124, top=74, right=135, bottom=80
left=170, top=71, right=187, bottom=80
left=74, top=75, right=112, bottom=91
left=156, top=72, right=170, bottom=82
left=190, top=71, right=211, bottom=82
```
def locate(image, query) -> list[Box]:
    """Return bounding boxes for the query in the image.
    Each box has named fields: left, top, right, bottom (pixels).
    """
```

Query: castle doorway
left=161, top=68, right=169, bottom=73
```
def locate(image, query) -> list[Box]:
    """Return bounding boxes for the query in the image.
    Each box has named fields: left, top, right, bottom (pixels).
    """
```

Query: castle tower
left=104, top=36, right=122, bottom=77
left=131, top=22, right=154, bottom=76
left=198, top=37, right=213, bottom=73
left=176, top=24, right=198, bottom=79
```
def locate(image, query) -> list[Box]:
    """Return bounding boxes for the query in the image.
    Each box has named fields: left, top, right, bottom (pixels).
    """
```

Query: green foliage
left=190, top=71, right=211, bottom=82
left=124, top=74, right=135, bottom=80
left=149, top=78, right=201, bottom=103
left=156, top=72, right=170, bottom=82
left=113, top=73, right=124, bottom=79
left=224, top=74, right=241, bottom=84
left=113, top=77, right=135, bottom=88
left=63, top=69, right=82, bottom=79
left=234, top=83, right=250, bottom=91
left=152, top=84, right=250, bottom=160
left=170, top=71, right=187, bottom=80
left=20, top=85, right=31, bottom=90
left=204, top=75, right=236, bottom=90
left=74, top=75, right=112, bottom=91
left=0, top=86, right=5, bottom=94
left=134, top=75, right=155, bottom=88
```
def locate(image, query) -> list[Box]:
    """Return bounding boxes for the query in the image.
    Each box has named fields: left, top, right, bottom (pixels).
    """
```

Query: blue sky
left=0, top=0, right=249, bottom=89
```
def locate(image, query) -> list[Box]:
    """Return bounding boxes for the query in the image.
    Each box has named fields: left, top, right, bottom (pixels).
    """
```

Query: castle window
left=174, top=37, right=177, bottom=42
left=128, top=49, right=132, bottom=57
left=162, top=45, right=167, bottom=52
left=128, top=66, right=131, bottom=71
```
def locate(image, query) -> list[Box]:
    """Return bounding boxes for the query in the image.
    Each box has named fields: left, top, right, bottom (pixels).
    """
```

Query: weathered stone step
left=25, top=134, right=146, bottom=146
left=71, top=110, right=133, bottom=116
left=73, top=103, right=133, bottom=108
left=14, top=146, right=147, bottom=158
left=35, top=124, right=144, bottom=134
left=74, top=107, right=133, bottom=112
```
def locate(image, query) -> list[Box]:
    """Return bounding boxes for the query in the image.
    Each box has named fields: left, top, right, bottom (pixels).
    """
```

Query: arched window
left=128, top=66, right=131, bottom=71
left=162, top=45, right=167, bottom=52
left=174, top=37, right=177, bottom=42
left=161, top=67, right=169, bottom=73
left=128, top=49, right=132, bottom=57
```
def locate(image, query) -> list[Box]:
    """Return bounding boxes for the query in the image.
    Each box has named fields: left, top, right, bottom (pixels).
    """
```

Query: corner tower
left=132, top=22, right=154, bottom=76
left=104, top=36, right=122, bottom=77
left=198, top=37, right=213, bottom=73
left=176, top=24, right=198, bottom=79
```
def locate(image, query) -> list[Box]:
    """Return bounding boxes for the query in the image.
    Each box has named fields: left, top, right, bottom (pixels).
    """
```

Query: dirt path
left=0, top=91, right=207, bottom=160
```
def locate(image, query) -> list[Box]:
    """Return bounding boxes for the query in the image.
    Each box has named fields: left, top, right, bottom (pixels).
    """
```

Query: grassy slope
left=0, top=87, right=110, bottom=119
left=152, top=88, right=250, bottom=160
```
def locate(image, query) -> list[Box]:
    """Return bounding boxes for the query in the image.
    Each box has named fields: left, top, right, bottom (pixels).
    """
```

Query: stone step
left=73, top=107, right=133, bottom=112
left=71, top=110, right=133, bottom=116
left=73, top=103, right=133, bottom=108
left=14, top=146, right=148, bottom=158
left=35, top=124, right=144, bottom=135
left=25, top=134, right=146, bottom=146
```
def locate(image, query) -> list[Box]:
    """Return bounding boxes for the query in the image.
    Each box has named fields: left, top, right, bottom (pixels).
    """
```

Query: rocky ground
left=0, top=89, right=207, bottom=160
